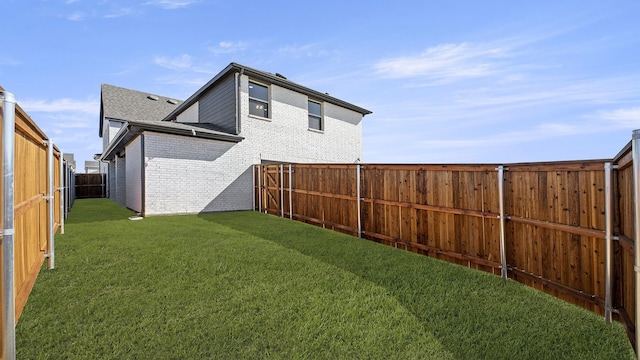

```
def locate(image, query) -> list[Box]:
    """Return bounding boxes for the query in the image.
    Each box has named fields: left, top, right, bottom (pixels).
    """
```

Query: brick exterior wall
left=143, top=132, right=239, bottom=215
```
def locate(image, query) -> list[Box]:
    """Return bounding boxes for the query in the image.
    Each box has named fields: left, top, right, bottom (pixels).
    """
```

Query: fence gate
left=261, top=165, right=281, bottom=216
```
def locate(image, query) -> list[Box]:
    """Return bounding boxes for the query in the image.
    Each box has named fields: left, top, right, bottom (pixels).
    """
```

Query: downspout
left=115, top=155, right=118, bottom=203
left=2, top=90, right=16, bottom=360
left=140, top=134, right=145, bottom=216
left=237, top=67, right=244, bottom=135
left=46, top=139, right=55, bottom=270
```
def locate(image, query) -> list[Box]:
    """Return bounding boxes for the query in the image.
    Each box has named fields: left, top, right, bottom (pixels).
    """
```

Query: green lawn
left=16, top=199, right=634, bottom=359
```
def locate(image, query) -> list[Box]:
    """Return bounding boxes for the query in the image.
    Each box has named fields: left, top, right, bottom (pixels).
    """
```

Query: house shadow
left=199, top=166, right=254, bottom=213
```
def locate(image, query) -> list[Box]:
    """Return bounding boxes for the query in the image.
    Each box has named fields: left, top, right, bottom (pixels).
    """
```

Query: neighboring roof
left=99, top=84, right=183, bottom=137
left=162, top=62, right=372, bottom=122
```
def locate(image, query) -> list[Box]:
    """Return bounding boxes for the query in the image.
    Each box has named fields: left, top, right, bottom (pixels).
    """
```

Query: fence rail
left=1, top=87, right=74, bottom=359
left=255, top=135, right=639, bottom=351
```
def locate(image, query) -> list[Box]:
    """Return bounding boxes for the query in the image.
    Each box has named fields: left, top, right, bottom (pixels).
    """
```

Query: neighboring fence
left=1, top=87, right=73, bottom=359
left=254, top=134, right=639, bottom=351
left=75, top=173, right=106, bottom=199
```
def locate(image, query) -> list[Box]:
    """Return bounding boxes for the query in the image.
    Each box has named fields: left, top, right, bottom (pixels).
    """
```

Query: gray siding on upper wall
left=198, top=73, right=237, bottom=134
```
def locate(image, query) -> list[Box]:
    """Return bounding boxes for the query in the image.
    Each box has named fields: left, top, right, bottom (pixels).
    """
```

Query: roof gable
left=162, top=62, right=372, bottom=122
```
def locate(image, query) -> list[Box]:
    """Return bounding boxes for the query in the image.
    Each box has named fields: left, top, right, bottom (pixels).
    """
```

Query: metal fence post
left=632, top=129, right=640, bottom=359
left=604, top=162, right=613, bottom=322
left=59, top=152, right=65, bottom=235
left=46, top=140, right=55, bottom=270
left=2, top=90, right=17, bottom=360
left=497, top=165, right=508, bottom=280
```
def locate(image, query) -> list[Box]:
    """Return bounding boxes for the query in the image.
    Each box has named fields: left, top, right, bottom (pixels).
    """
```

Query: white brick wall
left=238, top=74, right=362, bottom=165
left=143, top=132, right=241, bottom=215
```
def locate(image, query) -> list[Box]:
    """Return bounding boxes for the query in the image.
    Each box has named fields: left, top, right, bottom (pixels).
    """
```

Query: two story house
left=99, top=62, right=371, bottom=216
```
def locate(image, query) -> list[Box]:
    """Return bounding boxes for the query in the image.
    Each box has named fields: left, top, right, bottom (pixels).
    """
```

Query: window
left=249, top=81, right=269, bottom=118
left=308, top=100, right=323, bottom=131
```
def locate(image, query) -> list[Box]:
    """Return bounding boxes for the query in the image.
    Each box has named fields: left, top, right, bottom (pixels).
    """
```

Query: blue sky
left=2, top=0, right=639, bottom=171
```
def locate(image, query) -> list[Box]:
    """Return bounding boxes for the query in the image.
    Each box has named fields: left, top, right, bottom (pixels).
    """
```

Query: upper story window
left=308, top=100, right=323, bottom=131
left=249, top=81, right=269, bottom=118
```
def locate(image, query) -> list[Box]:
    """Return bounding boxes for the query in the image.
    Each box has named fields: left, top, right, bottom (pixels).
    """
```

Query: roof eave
left=233, top=63, right=372, bottom=116
left=163, top=63, right=372, bottom=121
left=100, top=121, right=244, bottom=161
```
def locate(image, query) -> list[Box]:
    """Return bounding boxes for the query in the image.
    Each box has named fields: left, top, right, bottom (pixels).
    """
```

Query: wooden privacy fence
left=1, top=87, right=72, bottom=359
left=75, top=173, right=106, bottom=199
left=254, top=135, right=640, bottom=351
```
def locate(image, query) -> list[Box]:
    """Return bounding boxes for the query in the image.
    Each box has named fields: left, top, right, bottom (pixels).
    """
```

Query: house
left=99, top=62, right=371, bottom=215
left=84, top=160, right=107, bottom=174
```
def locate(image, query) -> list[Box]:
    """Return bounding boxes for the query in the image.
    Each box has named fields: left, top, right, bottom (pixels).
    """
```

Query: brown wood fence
left=1, top=87, right=65, bottom=358
left=254, top=140, right=638, bottom=350
left=75, top=173, right=106, bottom=199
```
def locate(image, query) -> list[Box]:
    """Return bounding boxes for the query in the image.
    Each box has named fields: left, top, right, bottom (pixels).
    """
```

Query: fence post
left=280, top=164, right=284, bottom=218
left=59, top=152, right=65, bottom=235
left=46, top=140, right=55, bottom=270
left=257, top=164, right=262, bottom=213
left=497, top=165, right=508, bottom=280
left=604, top=162, right=613, bottom=322
left=632, top=129, right=640, bottom=359
left=357, top=164, right=362, bottom=238
left=289, top=164, right=293, bottom=220
left=2, top=90, right=17, bottom=360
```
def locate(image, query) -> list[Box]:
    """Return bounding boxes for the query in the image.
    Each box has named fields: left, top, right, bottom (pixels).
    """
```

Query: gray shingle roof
left=100, top=84, right=182, bottom=125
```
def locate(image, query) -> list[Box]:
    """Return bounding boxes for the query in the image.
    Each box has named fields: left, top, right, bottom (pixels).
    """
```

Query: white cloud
left=144, top=0, right=199, bottom=10
left=420, top=122, right=586, bottom=150
left=67, top=11, right=86, bottom=21
left=278, top=43, right=332, bottom=58
left=17, top=98, right=101, bottom=164
left=0, top=56, right=21, bottom=66
left=104, top=8, right=133, bottom=18
left=210, top=41, right=247, bottom=55
left=20, top=98, right=98, bottom=114
left=373, top=42, right=510, bottom=83
left=154, top=54, right=193, bottom=70
left=599, top=107, right=640, bottom=128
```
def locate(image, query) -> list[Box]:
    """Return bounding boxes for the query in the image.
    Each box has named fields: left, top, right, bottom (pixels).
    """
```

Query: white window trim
left=308, top=99, right=324, bottom=132
left=248, top=80, right=270, bottom=119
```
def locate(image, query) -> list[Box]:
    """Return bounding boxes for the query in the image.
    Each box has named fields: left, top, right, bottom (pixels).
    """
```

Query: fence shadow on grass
left=198, top=210, right=633, bottom=359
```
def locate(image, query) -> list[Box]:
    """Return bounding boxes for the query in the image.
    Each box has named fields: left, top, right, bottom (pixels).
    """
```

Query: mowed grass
left=16, top=199, right=633, bottom=359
